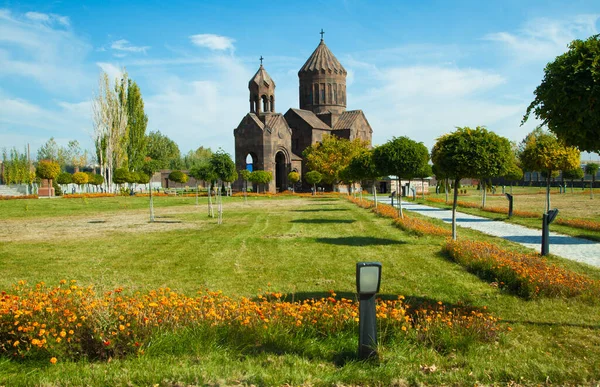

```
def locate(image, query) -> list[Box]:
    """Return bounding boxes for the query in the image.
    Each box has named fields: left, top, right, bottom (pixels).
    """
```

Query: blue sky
left=1, top=0, right=599, bottom=161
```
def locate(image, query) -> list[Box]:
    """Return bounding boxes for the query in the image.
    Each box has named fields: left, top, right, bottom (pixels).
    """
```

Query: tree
left=303, top=134, right=369, bottom=186
left=209, top=150, right=236, bottom=224
left=585, top=163, right=599, bottom=199
left=562, top=167, right=584, bottom=193
left=432, top=127, right=512, bottom=240
left=182, top=146, right=213, bottom=169
left=523, top=34, right=600, bottom=153
left=287, top=171, right=300, bottom=193
left=304, top=171, right=322, bottom=196
left=56, top=172, right=73, bottom=193
left=92, top=70, right=129, bottom=193
left=249, top=170, right=273, bottom=194
left=145, top=131, right=181, bottom=170
left=474, top=132, right=512, bottom=208
left=344, top=150, right=381, bottom=203
left=142, top=158, right=162, bottom=222
left=35, top=160, right=60, bottom=197
left=2, top=147, right=33, bottom=188
left=72, top=172, right=88, bottom=192
left=503, top=162, right=523, bottom=194
left=519, top=128, right=580, bottom=211
left=415, top=164, right=433, bottom=199
left=432, top=164, right=449, bottom=203
left=373, top=136, right=429, bottom=218
left=113, top=167, right=131, bottom=189
left=67, top=140, right=87, bottom=172
left=126, top=80, right=148, bottom=172
left=37, top=138, right=60, bottom=163
left=238, top=169, right=251, bottom=200
left=169, top=170, right=189, bottom=186
left=189, top=162, right=218, bottom=215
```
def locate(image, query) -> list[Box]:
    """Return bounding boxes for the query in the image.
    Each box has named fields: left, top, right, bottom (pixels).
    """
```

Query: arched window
left=245, top=153, right=255, bottom=172
left=262, top=95, right=268, bottom=113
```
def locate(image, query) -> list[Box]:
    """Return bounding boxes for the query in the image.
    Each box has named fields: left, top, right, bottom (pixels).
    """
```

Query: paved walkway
left=377, top=198, right=600, bottom=268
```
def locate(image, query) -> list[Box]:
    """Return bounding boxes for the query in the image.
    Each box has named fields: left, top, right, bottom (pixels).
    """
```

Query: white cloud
left=0, top=10, right=90, bottom=93
left=24, top=11, right=70, bottom=26
left=189, top=34, right=235, bottom=51
left=484, top=14, right=599, bottom=63
left=96, top=62, right=125, bottom=83
left=111, top=39, right=150, bottom=54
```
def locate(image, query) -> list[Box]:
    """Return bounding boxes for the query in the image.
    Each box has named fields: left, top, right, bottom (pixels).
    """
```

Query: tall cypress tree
left=126, top=80, right=148, bottom=172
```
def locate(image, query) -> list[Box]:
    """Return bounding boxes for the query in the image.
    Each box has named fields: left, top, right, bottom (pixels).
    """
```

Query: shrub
left=56, top=172, right=72, bottom=185
left=113, top=168, right=130, bottom=185
left=35, top=160, right=60, bottom=180
left=443, top=239, right=600, bottom=299
left=168, top=170, right=188, bottom=184
left=72, top=172, right=89, bottom=186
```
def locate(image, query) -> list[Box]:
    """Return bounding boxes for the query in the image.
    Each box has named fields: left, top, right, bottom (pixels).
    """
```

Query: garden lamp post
left=356, top=262, right=382, bottom=360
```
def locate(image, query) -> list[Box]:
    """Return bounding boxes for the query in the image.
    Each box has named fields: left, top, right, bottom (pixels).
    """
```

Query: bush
left=168, top=170, right=188, bottom=184
left=56, top=172, right=73, bottom=185
left=35, top=160, right=60, bottom=180
left=113, top=168, right=130, bottom=185
left=72, top=172, right=89, bottom=186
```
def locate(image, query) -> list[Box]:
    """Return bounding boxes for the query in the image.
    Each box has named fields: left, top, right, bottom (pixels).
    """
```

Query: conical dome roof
left=249, top=65, right=275, bottom=88
left=298, top=40, right=347, bottom=75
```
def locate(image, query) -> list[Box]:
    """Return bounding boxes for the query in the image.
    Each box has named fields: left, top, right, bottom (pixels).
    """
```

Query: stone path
left=377, top=198, right=600, bottom=268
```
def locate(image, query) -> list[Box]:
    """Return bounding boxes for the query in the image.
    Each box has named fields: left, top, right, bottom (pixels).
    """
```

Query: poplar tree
left=126, top=80, right=148, bottom=172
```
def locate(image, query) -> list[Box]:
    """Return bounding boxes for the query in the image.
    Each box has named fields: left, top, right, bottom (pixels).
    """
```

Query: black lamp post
left=356, top=262, right=382, bottom=360
left=541, top=208, right=559, bottom=256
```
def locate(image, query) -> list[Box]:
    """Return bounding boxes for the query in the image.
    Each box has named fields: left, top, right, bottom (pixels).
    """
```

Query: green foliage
left=126, top=80, right=148, bottom=172
left=249, top=170, right=273, bottom=185
left=304, top=170, right=322, bottom=185
left=35, top=160, right=60, bottom=180
left=136, top=172, right=150, bottom=185
left=113, top=168, right=130, bottom=185
left=2, top=147, right=33, bottom=185
left=87, top=173, right=104, bottom=186
left=585, top=163, right=599, bottom=181
left=56, top=172, right=73, bottom=185
left=36, top=137, right=60, bottom=163
left=503, top=163, right=524, bottom=182
left=415, top=163, right=433, bottom=179
left=127, top=171, right=140, bottom=185
left=287, top=171, right=300, bottom=185
left=344, top=150, right=380, bottom=185
left=432, top=127, right=512, bottom=180
left=562, top=167, right=584, bottom=182
left=303, top=135, right=369, bottom=184
left=519, top=129, right=580, bottom=176
left=523, top=34, right=600, bottom=153
left=189, top=162, right=217, bottom=183
left=169, top=170, right=189, bottom=184
left=374, top=136, right=429, bottom=180
left=182, top=146, right=213, bottom=169
left=238, top=169, right=251, bottom=182
left=145, top=131, right=181, bottom=170
left=72, top=172, right=89, bottom=186
left=209, top=149, right=236, bottom=182
left=141, top=158, right=162, bottom=176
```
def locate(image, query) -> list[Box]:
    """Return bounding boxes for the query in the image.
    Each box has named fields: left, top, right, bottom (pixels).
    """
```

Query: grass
left=412, top=186, right=600, bottom=241
left=1, top=195, right=600, bottom=385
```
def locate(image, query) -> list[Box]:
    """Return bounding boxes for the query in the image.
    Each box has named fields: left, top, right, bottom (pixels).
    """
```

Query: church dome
left=249, top=64, right=275, bottom=88
left=298, top=40, right=347, bottom=76
left=298, top=37, right=347, bottom=115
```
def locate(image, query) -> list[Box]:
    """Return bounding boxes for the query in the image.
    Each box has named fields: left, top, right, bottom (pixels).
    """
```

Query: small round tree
left=503, top=163, right=523, bottom=194
left=56, top=171, right=72, bottom=193
left=238, top=169, right=251, bottom=199
left=249, top=170, right=273, bottom=194
left=72, top=171, right=89, bottom=193
left=113, top=168, right=130, bottom=189
left=585, top=163, right=599, bottom=199
left=169, top=170, right=188, bottom=187
left=562, top=167, right=584, bottom=194
left=305, top=170, right=322, bottom=196
left=287, top=171, right=300, bottom=193
left=35, top=160, right=60, bottom=197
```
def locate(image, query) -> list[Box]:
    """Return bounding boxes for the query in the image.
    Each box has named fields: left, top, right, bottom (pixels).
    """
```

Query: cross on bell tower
left=320, top=28, right=325, bottom=41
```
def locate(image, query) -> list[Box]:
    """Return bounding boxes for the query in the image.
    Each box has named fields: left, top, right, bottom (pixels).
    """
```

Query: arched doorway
left=275, top=152, right=286, bottom=193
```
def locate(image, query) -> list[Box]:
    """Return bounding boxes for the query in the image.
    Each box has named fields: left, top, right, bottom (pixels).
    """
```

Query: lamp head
left=356, top=262, right=382, bottom=295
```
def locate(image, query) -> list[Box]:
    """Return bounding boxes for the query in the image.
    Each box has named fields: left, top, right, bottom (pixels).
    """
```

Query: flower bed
left=0, top=281, right=502, bottom=363
left=443, top=239, right=600, bottom=299
left=556, top=218, right=600, bottom=232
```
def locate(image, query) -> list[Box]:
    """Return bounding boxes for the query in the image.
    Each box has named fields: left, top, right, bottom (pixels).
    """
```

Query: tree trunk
left=452, top=178, right=460, bottom=240
left=208, top=183, right=214, bottom=217
left=398, top=178, right=403, bottom=218
left=244, top=180, right=248, bottom=202
left=445, top=178, right=449, bottom=203
left=373, top=183, right=377, bottom=209
left=421, top=178, right=425, bottom=199
left=482, top=180, right=487, bottom=208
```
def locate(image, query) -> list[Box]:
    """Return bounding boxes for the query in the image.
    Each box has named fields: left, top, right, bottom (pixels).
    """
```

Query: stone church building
left=234, top=35, right=373, bottom=193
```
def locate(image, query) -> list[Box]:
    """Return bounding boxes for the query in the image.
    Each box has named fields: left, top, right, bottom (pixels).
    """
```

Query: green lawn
left=1, top=195, right=599, bottom=385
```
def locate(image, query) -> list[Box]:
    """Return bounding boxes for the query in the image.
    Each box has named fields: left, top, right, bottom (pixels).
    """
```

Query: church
left=234, top=33, right=373, bottom=193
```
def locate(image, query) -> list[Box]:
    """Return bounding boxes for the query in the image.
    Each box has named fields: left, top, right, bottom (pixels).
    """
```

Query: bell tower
left=249, top=56, right=276, bottom=114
